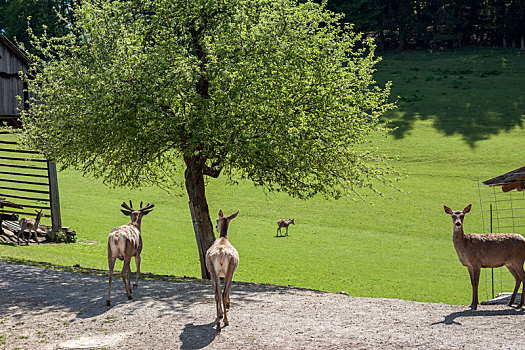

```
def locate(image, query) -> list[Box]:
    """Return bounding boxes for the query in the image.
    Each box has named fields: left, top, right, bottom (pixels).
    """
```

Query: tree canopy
left=19, top=0, right=396, bottom=277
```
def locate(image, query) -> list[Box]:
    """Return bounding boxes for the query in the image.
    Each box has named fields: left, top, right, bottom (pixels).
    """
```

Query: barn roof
left=0, top=34, right=33, bottom=67
left=483, top=166, right=525, bottom=192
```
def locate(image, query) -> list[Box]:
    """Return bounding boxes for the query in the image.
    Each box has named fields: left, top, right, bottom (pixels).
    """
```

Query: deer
left=444, top=204, right=525, bottom=310
left=106, top=201, right=154, bottom=306
left=18, top=209, right=44, bottom=245
left=276, top=218, right=294, bottom=236
left=205, top=209, right=240, bottom=334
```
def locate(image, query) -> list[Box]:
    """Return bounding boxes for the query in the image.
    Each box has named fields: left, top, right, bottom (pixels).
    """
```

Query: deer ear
left=463, top=204, right=472, bottom=213
left=121, top=209, right=131, bottom=216
left=444, top=206, right=453, bottom=214
left=228, top=210, right=239, bottom=220
left=218, top=209, right=224, bottom=217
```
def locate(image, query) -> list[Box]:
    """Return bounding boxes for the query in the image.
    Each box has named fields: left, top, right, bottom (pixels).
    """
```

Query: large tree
left=19, top=0, right=396, bottom=278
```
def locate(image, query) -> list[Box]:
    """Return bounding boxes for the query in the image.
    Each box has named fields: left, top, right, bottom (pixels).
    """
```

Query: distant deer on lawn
left=444, top=204, right=525, bottom=310
left=206, top=209, right=239, bottom=333
left=106, top=201, right=154, bottom=306
left=18, top=209, right=44, bottom=245
left=276, top=218, right=294, bottom=236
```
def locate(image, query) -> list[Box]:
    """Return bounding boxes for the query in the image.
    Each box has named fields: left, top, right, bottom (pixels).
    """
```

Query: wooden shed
left=483, top=166, right=525, bottom=192
left=0, top=34, right=61, bottom=241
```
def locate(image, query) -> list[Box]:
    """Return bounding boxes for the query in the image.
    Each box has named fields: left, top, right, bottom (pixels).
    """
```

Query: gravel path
left=1, top=259, right=525, bottom=349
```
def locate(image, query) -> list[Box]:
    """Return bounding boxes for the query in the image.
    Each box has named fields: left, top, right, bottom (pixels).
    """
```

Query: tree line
left=1, top=0, right=524, bottom=52
left=324, top=0, right=525, bottom=50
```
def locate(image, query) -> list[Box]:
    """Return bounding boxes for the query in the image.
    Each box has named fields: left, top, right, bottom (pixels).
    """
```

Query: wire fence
left=475, top=177, right=525, bottom=300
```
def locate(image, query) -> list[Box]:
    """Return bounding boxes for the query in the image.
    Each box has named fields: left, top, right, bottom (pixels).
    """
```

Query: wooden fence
left=0, top=132, right=61, bottom=240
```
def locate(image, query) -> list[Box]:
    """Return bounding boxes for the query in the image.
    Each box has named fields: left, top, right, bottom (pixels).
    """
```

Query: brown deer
left=444, top=204, right=525, bottom=310
left=276, top=218, right=294, bottom=236
left=106, top=201, right=154, bottom=306
left=18, top=210, right=44, bottom=245
left=205, top=209, right=239, bottom=333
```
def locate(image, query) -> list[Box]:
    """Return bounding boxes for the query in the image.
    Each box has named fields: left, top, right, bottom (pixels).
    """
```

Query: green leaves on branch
left=19, top=0, right=398, bottom=199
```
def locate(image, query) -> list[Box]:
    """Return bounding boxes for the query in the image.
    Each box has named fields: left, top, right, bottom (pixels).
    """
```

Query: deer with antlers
left=444, top=204, right=525, bottom=310
left=106, top=201, right=154, bottom=306
left=206, top=209, right=240, bottom=333
left=18, top=209, right=44, bottom=245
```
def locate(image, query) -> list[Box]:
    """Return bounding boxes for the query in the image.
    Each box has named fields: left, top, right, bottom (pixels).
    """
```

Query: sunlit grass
left=1, top=47, right=524, bottom=305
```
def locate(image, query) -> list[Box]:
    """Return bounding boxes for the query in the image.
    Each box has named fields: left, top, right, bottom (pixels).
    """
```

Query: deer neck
left=453, top=225, right=466, bottom=245
left=218, top=223, right=229, bottom=239
left=131, top=218, right=142, bottom=232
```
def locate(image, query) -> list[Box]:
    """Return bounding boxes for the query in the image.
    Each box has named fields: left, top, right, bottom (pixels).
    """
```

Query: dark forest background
left=1, top=0, right=524, bottom=52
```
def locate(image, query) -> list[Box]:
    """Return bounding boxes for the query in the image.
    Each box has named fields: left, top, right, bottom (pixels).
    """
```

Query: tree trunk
left=184, top=156, right=216, bottom=279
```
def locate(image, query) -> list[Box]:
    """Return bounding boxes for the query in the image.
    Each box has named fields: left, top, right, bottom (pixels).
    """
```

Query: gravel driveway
left=1, top=259, right=525, bottom=349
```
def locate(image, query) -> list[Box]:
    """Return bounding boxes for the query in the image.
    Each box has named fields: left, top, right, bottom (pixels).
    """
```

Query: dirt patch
left=1, top=259, right=525, bottom=349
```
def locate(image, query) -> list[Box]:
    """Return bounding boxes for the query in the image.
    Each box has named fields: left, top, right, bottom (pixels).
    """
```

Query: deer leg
left=506, top=266, right=520, bottom=306
left=516, top=265, right=525, bottom=308
left=107, top=255, right=116, bottom=306
left=285, top=227, right=288, bottom=236
left=276, top=227, right=280, bottom=237
left=467, top=266, right=480, bottom=310
left=223, top=257, right=237, bottom=311
left=17, top=225, right=22, bottom=245
left=122, top=257, right=133, bottom=300
left=507, top=264, right=525, bottom=308
left=133, top=254, right=141, bottom=289
left=209, top=269, right=223, bottom=334
left=35, top=228, right=39, bottom=244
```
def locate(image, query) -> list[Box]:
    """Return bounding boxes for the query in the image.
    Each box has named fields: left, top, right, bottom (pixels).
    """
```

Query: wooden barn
left=483, top=166, right=525, bottom=192
left=0, top=34, right=62, bottom=242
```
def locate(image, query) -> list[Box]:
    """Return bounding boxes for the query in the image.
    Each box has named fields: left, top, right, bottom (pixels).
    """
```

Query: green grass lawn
left=1, top=47, right=524, bottom=305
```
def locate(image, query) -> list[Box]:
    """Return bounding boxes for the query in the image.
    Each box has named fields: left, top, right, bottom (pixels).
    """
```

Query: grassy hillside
left=1, top=47, right=524, bottom=305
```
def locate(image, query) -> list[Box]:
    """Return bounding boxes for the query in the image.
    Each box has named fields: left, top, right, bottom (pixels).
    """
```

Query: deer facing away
left=206, top=209, right=239, bottom=334
left=444, top=204, right=525, bottom=310
left=276, top=218, right=294, bottom=236
left=18, top=209, right=44, bottom=245
left=106, top=201, right=154, bottom=306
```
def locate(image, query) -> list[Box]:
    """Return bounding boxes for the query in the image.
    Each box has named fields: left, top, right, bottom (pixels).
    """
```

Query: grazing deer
left=444, top=204, right=525, bottom=310
left=106, top=201, right=154, bottom=306
left=18, top=210, right=44, bottom=245
left=276, top=218, right=294, bottom=236
left=206, top=209, right=239, bottom=334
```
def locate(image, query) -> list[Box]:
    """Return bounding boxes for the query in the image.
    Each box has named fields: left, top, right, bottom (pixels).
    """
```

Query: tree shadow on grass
left=384, top=105, right=524, bottom=148
left=432, top=307, right=525, bottom=326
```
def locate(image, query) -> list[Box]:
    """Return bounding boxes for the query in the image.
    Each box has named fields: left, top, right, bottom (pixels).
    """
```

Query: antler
left=140, top=202, right=155, bottom=214
left=121, top=201, right=133, bottom=211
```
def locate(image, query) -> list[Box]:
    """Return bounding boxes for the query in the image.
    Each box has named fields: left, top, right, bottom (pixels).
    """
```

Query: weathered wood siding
left=0, top=38, right=29, bottom=116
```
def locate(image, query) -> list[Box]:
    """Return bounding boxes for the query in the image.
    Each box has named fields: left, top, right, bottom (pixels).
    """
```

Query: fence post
left=47, top=160, right=61, bottom=240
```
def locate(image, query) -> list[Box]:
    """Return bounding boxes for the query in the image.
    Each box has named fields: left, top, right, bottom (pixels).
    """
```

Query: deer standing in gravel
left=444, top=204, right=525, bottom=310
left=106, top=201, right=154, bottom=306
left=206, top=209, right=239, bottom=334
left=18, top=209, right=44, bottom=245
left=276, top=218, right=294, bottom=236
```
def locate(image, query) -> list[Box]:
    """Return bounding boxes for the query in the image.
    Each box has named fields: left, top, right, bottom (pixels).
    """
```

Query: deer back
left=108, top=223, right=142, bottom=260
left=455, top=232, right=525, bottom=268
left=206, top=237, right=239, bottom=278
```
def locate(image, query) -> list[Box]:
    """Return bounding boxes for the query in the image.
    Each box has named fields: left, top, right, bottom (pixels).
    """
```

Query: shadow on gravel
left=180, top=321, right=217, bottom=349
left=432, top=308, right=525, bottom=326
left=0, top=260, right=307, bottom=320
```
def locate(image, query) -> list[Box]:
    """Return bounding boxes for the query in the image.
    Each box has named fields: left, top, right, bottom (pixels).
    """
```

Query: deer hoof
left=133, top=283, right=138, bottom=289
left=469, top=304, right=478, bottom=311
left=106, top=299, right=111, bottom=306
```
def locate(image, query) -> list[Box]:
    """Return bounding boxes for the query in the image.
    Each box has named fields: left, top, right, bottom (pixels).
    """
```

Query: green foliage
left=19, top=0, right=396, bottom=200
